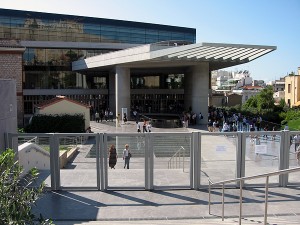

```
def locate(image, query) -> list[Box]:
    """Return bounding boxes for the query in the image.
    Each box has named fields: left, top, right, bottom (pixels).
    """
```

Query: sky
left=0, top=0, right=299, bottom=82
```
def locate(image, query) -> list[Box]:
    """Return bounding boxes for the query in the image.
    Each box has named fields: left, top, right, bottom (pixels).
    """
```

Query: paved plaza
left=33, top=120, right=300, bottom=225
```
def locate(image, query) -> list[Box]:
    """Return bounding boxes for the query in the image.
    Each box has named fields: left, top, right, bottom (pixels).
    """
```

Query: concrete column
left=185, top=63, right=209, bottom=124
left=109, top=71, right=116, bottom=113
left=115, top=67, right=131, bottom=126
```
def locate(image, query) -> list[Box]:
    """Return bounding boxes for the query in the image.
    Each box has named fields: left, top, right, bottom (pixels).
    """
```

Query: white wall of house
left=232, top=89, right=261, bottom=103
left=18, top=143, right=50, bottom=177
left=37, top=99, right=90, bottom=129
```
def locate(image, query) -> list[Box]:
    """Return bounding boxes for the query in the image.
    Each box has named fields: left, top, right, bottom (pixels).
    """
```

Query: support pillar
left=109, top=71, right=116, bottom=113
left=115, top=67, right=131, bottom=126
left=185, top=63, right=209, bottom=124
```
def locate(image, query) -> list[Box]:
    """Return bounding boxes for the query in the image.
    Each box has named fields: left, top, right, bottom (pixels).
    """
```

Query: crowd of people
left=206, top=106, right=277, bottom=133
left=93, top=108, right=114, bottom=123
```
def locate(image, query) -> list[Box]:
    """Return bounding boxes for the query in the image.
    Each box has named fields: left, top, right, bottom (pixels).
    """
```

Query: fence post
left=96, top=133, right=101, bottom=191
left=49, top=134, right=60, bottom=190
left=236, top=132, right=245, bottom=187
left=279, top=131, right=289, bottom=186
left=192, top=132, right=200, bottom=189
left=149, top=133, right=154, bottom=190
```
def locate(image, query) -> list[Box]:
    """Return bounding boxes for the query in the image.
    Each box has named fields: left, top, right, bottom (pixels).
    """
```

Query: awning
left=72, top=42, right=276, bottom=71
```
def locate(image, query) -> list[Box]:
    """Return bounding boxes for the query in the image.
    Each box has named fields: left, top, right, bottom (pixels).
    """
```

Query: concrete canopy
left=72, top=42, right=276, bottom=72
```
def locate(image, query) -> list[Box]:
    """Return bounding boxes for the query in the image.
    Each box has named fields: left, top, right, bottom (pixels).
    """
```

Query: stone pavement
left=33, top=120, right=300, bottom=224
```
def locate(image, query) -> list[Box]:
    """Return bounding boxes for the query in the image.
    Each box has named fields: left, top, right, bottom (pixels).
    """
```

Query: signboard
left=255, top=145, right=267, bottom=154
left=216, top=145, right=226, bottom=152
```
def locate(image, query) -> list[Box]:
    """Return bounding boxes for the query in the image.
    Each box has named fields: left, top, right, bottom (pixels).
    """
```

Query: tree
left=242, top=86, right=274, bottom=113
left=256, top=86, right=275, bottom=111
left=0, top=149, right=52, bottom=225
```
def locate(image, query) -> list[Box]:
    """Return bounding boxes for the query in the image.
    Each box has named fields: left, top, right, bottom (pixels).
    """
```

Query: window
left=288, top=84, right=291, bottom=93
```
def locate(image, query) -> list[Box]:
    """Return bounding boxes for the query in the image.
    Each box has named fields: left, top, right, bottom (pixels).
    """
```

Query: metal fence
left=5, top=130, right=300, bottom=191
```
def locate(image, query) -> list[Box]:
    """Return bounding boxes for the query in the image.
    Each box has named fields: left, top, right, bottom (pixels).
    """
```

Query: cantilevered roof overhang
left=72, top=42, right=276, bottom=72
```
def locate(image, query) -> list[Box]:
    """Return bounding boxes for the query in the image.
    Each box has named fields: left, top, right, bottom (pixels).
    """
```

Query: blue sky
left=1, top=0, right=299, bottom=82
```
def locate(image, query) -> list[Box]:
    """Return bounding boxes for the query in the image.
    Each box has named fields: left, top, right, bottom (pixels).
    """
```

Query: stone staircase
left=86, top=135, right=191, bottom=159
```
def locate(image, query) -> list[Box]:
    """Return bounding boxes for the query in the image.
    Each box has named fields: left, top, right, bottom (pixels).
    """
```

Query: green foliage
left=0, top=149, right=53, bottom=225
left=279, top=98, right=287, bottom=109
left=280, top=109, right=300, bottom=121
left=242, top=86, right=274, bottom=113
left=18, top=128, right=25, bottom=133
left=25, top=114, right=85, bottom=133
left=278, top=108, right=300, bottom=130
left=238, top=86, right=283, bottom=123
left=287, top=118, right=300, bottom=131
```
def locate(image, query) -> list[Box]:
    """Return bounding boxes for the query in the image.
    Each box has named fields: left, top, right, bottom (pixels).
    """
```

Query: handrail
left=167, top=146, right=185, bottom=171
left=18, top=136, right=38, bottom=145
left=208, top=167, right=300, bottom=225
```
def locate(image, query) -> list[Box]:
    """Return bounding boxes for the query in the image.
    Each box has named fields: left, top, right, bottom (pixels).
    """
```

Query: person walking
left=142, top=119, right=147, bottom=133
left=294, top=134, right=300, bottom=152
left=122, top=144, right=131, bottom=169
left=99, top=110, right=104, bottom=122
left=147, top=121, right=152, bottom=132
left=136, top=121, right=141, bottom=132
left=108, top=144, right=117, bottom=169
left=95, top=111, right=100, bottom=123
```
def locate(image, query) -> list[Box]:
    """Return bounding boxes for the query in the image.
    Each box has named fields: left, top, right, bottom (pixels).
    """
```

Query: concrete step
left=54, top=216, right=300, bottom=225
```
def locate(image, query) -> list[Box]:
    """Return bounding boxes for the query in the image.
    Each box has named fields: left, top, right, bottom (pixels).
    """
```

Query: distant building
left=211, top=70, right=232, bottom=90
left=215, top=70, right=253, bottom=92
left=210, top=92, right=243, bottom=107
left=35, top=96, right=91, bottom=130
left=252, top=80, right=266, bottom=87
left=232, top=85, right=264, bottom=104
left=273, top=91, right=285, bottom=105
left=226, top=93, right=243, bottom=107
left=285, top=67, right=300, bottom=107
left=272, top=77, right=285, bottom=92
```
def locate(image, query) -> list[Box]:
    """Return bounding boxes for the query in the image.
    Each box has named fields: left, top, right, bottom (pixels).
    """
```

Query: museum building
left=0, top=8, right=276, bottom=126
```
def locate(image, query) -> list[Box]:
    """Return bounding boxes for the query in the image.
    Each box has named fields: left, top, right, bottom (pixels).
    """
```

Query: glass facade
left=131, top=94, right=184, bottom=114
left=0, top=9, right=196, bottom=44
left=0, top=9, right=196, bottom=116
left=131, top=74, right=184, bottom=89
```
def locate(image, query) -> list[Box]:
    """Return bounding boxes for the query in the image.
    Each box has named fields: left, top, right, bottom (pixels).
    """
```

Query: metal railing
left=168, top=146, right=186, bottom=171
left=208, top=167, right=300, bottom=225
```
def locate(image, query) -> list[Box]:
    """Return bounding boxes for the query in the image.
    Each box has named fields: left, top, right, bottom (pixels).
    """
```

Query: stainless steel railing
left=167, top=146, right=186, bottom=171
left=208, top=167, right=300, bottom=225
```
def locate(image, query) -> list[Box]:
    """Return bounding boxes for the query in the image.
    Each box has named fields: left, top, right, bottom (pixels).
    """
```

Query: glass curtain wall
left=131, top=74, right=185, bottom=114
left=0, top=9, right=196, bottom=44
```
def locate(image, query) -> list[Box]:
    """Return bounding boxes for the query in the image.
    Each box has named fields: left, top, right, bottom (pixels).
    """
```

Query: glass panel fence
left=288, top=132, right=300, bottom=185
left=105, top=134, right=145, bottom=189
left=244, top=131, right=281, bottom=185
left=153, top=133, right=191, bottom=188
left=17, top=134, right=52, bottom=189
left=59, top=134, right=97, bottom=188
left=200, top=132, right=238, bottom=186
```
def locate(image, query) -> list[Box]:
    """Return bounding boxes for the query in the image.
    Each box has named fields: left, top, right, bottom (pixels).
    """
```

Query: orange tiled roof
left=35, top=96, right=91, bottom=109
left=240, top=85, right=263, bottom=90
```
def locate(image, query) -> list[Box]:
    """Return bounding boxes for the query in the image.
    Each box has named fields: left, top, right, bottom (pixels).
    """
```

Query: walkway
left=32, top=121, right=300, bottom=224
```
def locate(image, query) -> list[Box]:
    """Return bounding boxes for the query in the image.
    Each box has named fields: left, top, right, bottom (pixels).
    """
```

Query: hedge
left=25, top=114, right=85, bottom=133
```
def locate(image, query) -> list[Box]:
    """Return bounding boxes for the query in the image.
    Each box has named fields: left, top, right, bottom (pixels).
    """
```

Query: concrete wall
left=0, top=79, right=17, bottom=153
left=18, top=143, right=50, bottom=177
left=0, top=40, right=25, bottom=126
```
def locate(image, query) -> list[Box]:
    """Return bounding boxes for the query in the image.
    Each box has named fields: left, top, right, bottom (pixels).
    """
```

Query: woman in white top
left=122, top=144, right=131, bottom=169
